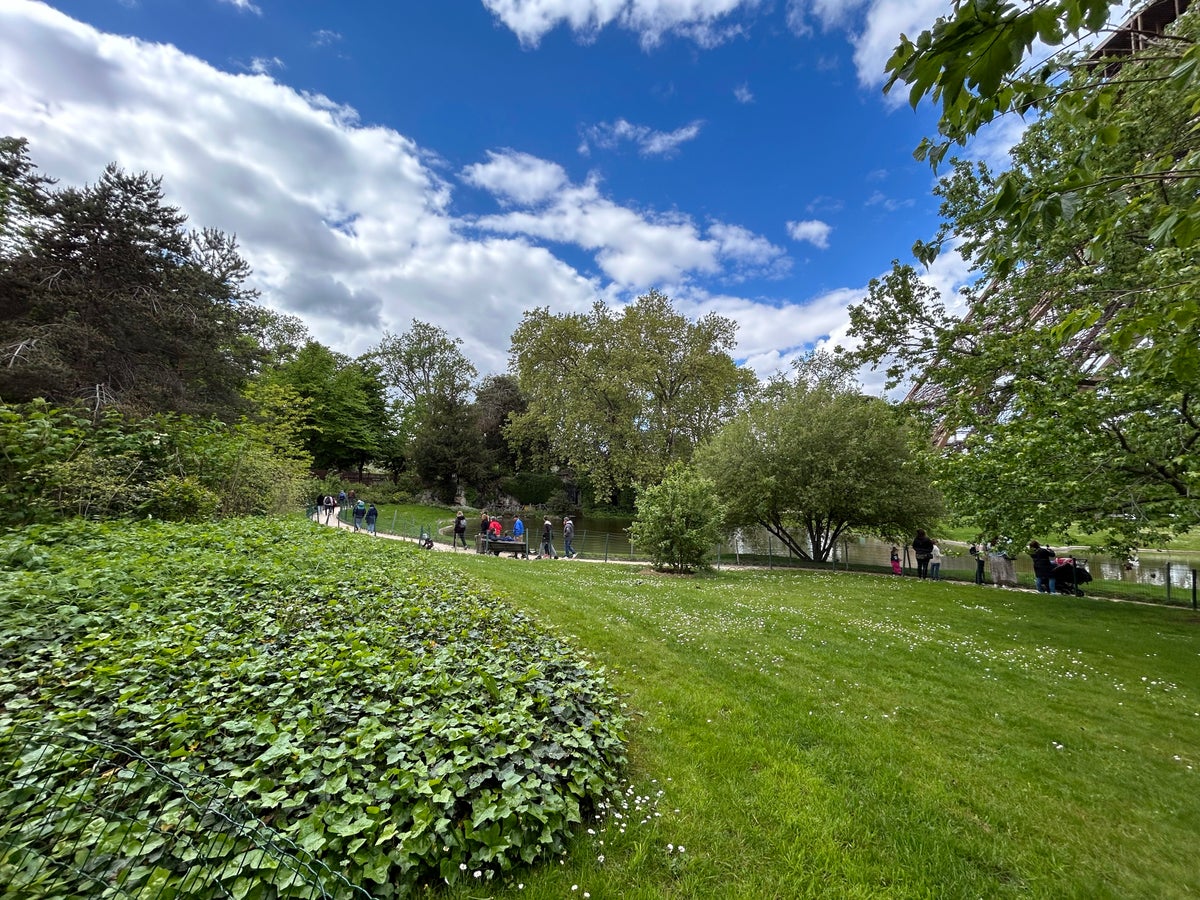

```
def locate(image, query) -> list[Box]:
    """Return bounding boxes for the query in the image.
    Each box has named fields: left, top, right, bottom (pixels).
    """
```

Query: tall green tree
left=0, top=139, right=260, bottom=416
left=473, top=373, right=527, bottom=476
left=885, top=2, right=1200, bottom=382
left=263, top=341, right=388, bottom=472
left=854, top=8, right=1200, bottom=548
left=695, top=372, right=943, bottom=562
left=507, top=290, right=755, bottom=502
left=368, top=320, right=480, bottom=487
left=411, top=394, right=485, bottom=504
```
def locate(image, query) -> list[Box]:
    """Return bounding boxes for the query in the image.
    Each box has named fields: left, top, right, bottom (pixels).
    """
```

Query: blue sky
left=0, top=0, right=1005, bottom=386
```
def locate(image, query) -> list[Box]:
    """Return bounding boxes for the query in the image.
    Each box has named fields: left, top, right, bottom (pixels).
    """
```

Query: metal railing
left=308, top=507, right=1199, bottom=609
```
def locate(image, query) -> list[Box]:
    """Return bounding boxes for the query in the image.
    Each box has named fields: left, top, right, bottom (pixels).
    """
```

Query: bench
left=476, top=536, right=528, bottom=557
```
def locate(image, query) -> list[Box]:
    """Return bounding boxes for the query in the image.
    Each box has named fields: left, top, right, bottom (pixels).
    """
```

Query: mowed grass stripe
left=438, top=555, right=1200, bottom=899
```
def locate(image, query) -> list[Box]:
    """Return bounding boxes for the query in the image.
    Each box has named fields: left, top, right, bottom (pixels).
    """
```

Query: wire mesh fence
left=0, top=726, right=373, bottom=900
left=307, top=505, right=1200, bottom=609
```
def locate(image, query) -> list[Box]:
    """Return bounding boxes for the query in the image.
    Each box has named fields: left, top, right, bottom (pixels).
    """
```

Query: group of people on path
left=893, top=530, right=1065, bottom=592
left=318, top=490, right=379, bottom=535
left=453, top=510, right=577, bottom=559
left=969, top=538, right=1061, bottom=592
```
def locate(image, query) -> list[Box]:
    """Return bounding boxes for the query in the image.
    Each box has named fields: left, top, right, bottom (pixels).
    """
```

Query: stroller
left=1051, top=557, right=1092, bottom=596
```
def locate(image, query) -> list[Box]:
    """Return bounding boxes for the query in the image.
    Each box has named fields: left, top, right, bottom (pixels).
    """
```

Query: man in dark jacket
left=1030, top=540, right=1056, bottom=593
left=539, top=518, right=557, bottom=559
left=563, top=517, right=576, bottom=558
left=912, top=529, right=934, bottom=579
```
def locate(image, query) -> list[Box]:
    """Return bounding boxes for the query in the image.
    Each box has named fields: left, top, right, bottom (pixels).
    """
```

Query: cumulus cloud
left=672, top=284, right=865, bottom=380
left=468, top=151, right=785, bottom=287
left=579, top=118, right=703, bottom=157
left=461, top=151, right=569, bottom=206
left=480, top=0, right=762, bottom=48
left=787, top=219, right=832, bottom=249
left=733, top=83, right=754, bottom=103
left=247, top=56, right=284, bottom=75
left=0, top=2, right=968, bottom=386
left=0, top=1, right=606, bottom=373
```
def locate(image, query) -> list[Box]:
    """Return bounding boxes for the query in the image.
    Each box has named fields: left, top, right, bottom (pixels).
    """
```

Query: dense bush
left=0, top=401, right=311, bottom=526
left=630, top=465, right=725, bottom=573
left=0, top=518, right=627, bottom=896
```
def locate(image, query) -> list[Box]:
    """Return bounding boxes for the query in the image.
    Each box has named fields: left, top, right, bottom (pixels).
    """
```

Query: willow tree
left=506, top=290, right=755, bottom=502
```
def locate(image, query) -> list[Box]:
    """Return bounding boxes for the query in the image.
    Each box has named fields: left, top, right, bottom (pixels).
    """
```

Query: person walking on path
left=365, top=503, right=378, bottom=536
left=912, top=529, right=934, bottom=579
left=539, top=518, right=557, bottom=559
left=1030, top=540, right=1056, bottom=593
left=452, top=511, right=468, bottom=550
left=352, top=499, right=366, bottom=532
left=929, top=542, right=942, bottom=581
left=563, top=517, right=576, bottom=558
left=322, top=494, right=336, bottom=524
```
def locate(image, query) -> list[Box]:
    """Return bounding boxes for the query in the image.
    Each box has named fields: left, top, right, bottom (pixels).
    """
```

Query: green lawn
left=6, top=518, right=1198, bottom=898
left=436, top=554, right=1200, bottom=899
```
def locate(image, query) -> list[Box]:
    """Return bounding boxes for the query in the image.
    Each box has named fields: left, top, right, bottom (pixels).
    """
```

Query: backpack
left=324, top=496, right=334, bottom=506
left=355, top=500, right=366, bottom=512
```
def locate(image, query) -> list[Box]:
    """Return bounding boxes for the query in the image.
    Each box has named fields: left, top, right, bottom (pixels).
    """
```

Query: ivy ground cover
left=0, top=518, right=627, bottom=897
left=441, top=556, right=1200, bottom=899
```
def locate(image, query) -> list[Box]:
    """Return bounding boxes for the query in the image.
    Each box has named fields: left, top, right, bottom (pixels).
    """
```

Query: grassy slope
left=434, top=556, right=1200, bottom=899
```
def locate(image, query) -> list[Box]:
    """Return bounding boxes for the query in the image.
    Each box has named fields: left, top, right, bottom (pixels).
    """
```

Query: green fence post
left=768, top=535, right=773, bottom=569
left=1167, top=562, right=1172, bottom=605
left=604, top=532, right=610, bottom=562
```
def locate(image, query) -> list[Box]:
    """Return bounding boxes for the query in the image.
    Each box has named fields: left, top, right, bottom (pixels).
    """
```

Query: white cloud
left=864, top=190, right=914, bottom=212
left=461, top=151, right=569, bottom=206
left=480, top=0, right=761, bottom=48
left=0, top=1, right=603, bottom=374
left=580, top=118, right=703, bottom=157
left=218, top=0, right=262, bottom=15
left=313, top=29, right=343, bottom=47
left=468, top=152, right=785, bottom=287
left=673, top=284, right=864, bottom=380
left=851, top=0, right=949, bottom=89
left=0, top=1, right=967, bottom=387
left=786, top=219, right=832, bottom=249
left=733, top=83, right=754, bottom=103
left=247, top=56, right=284, bottom=75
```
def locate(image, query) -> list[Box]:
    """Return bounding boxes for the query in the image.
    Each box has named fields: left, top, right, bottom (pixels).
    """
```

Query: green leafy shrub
left=630, top=465, right=725, bottom=573
left=144, top=474, right=221, bottom=520
left=0, top=518, right=627, bottom=896
left=0, top=402, right=310, bottom=526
